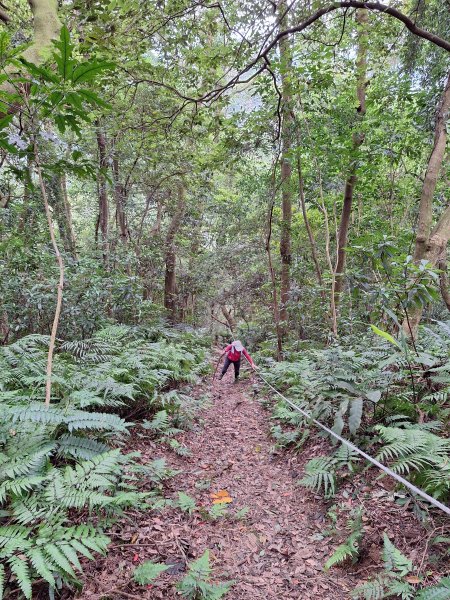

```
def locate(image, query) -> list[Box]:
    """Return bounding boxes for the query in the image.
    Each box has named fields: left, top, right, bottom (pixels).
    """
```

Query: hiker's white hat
left=232, top=340, right=244, bottom=352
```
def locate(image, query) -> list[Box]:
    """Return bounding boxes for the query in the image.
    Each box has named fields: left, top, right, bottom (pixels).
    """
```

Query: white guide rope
left=251, top=366, right=450, bottom=518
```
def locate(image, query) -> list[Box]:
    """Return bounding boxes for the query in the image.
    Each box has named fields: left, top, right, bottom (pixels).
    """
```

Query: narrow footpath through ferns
left=79, top=363, right=431, bottom=600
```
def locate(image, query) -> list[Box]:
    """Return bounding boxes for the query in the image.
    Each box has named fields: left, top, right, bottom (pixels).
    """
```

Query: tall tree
left=278, top=0, right=294, bottom=333
left=96, top=127, right=109, bottom=266
left=164, top=182, right=186, bottom=323
left=402, top=71, right=450, bottom=338
left=334, top=9, right=368, bottom=309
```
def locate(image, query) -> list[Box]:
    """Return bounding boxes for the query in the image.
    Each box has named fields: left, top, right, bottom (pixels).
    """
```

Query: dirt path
left=81, top=368, right=360, bottom=599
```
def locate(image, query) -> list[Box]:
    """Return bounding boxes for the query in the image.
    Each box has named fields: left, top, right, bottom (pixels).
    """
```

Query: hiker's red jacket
left=224, top=344, right=253, bottom=364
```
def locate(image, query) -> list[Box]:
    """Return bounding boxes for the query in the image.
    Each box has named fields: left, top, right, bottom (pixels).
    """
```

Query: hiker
left=218, top=340, right=257, bottom=381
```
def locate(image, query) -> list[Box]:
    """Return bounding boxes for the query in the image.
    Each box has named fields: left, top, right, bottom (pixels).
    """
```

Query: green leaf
left=0, top=114, right=13, bottom=130
left=133, top=561, right=169, bottom=585
left=382, top=533, right=412, bottom=576
left=53, top=25, right=73, bottom=80
left=44, top=543, right=76, bottom=578
left=370, top=325, right=401, bottom=349
left=176, top=491, right=197, bottom=514
left=0, top=563, right=4, bottom=600
left=416, top=578, right=450, bottom=600
left=19, top=58, right=58, bottom=83
left=8, top=555, right=32, bottom=599
left=365, top=390, right=381, bottom=403
left=78, top=88, right=111, bottom=108
left=349, top=398, right=363, bottom=434
left=72, top=61, right=114, bottom=84
left=28, top=548, right=56, bottom=588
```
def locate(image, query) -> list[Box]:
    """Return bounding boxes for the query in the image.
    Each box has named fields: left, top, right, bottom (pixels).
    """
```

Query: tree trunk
left=402, top=71, right=450, bottom=338
left=221, top=305, right=236, bottom=333
left=164, top=182, right=185, bottom=322
left=96, top=126, right=109, bottom=266
left=0, top=1, right=61, bottom=117
left=35, top=140, right=64, bottom=407
left=295, top=121, right=324, bottom=292
left=438, top=248, right=450, bottom=312
left=24, top=0, right=61, bottom=64
left=112, top=150, right=128, bottom=244
left=0, top=311, right=9, bottom=345
left=334, top=9, right=368, bottom=306
left=48, top=173, right=77, bottom=258
left=266, top=170, right=283, bottom=361
left=278, top=1, right=293, bottom=331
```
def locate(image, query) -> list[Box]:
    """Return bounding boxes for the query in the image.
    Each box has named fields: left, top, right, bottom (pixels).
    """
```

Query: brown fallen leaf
left=405, top=576, right=421, bottom=584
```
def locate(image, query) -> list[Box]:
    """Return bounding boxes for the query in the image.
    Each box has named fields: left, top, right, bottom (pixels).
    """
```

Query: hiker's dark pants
left=222, top=357, right=240, bottom=379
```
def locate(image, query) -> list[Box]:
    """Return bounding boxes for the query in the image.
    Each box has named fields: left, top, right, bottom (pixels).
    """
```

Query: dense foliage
left=0, top=0, right=449, bottom=598
left=0, top=324, right=208, bottom=597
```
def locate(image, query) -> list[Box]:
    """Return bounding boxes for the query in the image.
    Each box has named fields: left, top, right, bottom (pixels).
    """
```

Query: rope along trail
left=250, top=366, right=450, bottom=518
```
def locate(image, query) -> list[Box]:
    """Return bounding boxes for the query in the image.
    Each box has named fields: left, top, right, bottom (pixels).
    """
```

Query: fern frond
left=416, top=578, right=450, bottom=600
left=8, top=555, right=32, bottom=599
left=382, top=534, right=412, bottom=576
left=298, top=457, right=336, bottom=498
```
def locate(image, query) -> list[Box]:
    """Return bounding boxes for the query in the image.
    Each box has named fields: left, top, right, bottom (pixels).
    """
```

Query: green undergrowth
left=259, top=321, right=450, bottom=597
left=0, top=324, right=210, bottom=598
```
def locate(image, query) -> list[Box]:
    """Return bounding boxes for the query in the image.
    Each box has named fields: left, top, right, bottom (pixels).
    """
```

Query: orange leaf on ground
left=210, top=489, right=231, bottom=499
left=213, top=496, right=233, bottom=504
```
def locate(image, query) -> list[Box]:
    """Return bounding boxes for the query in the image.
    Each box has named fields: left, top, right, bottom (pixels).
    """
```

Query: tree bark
left=164, top=182, right=185, bottom=322
left=266, top=165, right=283, bottom=361
left=334, top=9, right=368, bottom=306
left=0, top=311, right=9, bottom=345
left=112, top=148, right=129, bottom=244
left=221, top=305, right=236, bottom=333
left=96, top=126, right=109, bottom=266
left=48, top=173, right=77, bottom=259
left=1, top=1, right=61, bottom=115
left=295, top=121, right=324, bottom=292
left=438, top=248, right=450, bottom=312
left=278, top=0, right=293, bottom=331
left=35, top=140, right=64, bottom=407
left=402, top=71, right=450, bottom=338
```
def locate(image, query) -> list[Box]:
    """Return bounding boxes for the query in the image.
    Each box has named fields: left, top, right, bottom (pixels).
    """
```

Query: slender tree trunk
left=48, top=173, right=77, bottom=258
left=438, top=248, right=450, bottom=311
left=112, top=150, right=128, bottom=244
left=164, top=183, right=185, bottom=322
left=96, top=126, right=109, bottom=266
left=402, top=71, right=450, bottom=338
left=278, top=0, right=293, bottom=331
left=35, top=141, right=64, bottom=407
left=295, top=121, right=324, bottom=292
left=0, top=311, right=9, bottom=345
left=334, top=9, right=368, bottom=306
left=266, top=175, right=283, bottom=361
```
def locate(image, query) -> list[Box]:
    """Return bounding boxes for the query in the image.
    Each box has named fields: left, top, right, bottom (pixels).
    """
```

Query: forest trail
left=81, top=365, right=359, bottom=600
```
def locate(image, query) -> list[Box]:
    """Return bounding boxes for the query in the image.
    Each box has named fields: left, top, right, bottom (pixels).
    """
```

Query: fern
left=375, top=425, right=450, bottom=499
left=352, top=576, right=388, bottom=599
left=176, top=492, right=197, bottom=514
left=324, top=510, right=363, bottom=569
left=382, top=534, right=412, bottom=576
left=417, top=578, right=450, bottom=600
left=299, top=456, right=336, bottom=497
left=8, top=554, right=32, bottom=599
left=177, top=550, right=234, bottom=599
left=0, top=326, right=209, bottom=597
left=133, top=561, right=169, bottom=585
